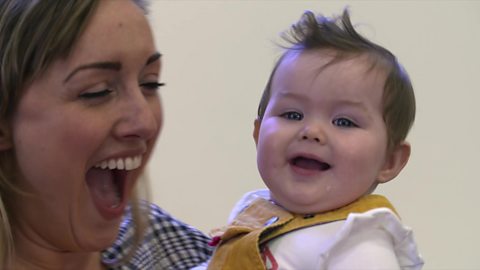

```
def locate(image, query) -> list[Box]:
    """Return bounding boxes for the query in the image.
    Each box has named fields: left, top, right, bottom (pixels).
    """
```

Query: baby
left=207, top=8, right=423, bottom=270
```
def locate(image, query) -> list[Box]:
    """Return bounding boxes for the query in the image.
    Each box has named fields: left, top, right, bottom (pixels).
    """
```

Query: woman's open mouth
left=86, top=155, right=142, bottom=220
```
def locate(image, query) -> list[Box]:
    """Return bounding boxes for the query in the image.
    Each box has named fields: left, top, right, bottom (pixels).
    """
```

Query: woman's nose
left=114, top=90, right=162, bottom=141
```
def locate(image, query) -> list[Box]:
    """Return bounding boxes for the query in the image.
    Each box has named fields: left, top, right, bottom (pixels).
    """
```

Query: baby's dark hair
left=257, top=9, right=415, bottom=152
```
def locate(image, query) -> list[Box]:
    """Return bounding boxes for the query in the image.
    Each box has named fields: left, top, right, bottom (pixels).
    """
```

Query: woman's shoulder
left=102, top=201, right=213, bottom=269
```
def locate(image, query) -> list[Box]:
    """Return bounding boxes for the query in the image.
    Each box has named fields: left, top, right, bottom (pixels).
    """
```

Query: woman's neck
left=12, top=228, right=105, bottom=270
left=12, top=250, right=105, bottom=270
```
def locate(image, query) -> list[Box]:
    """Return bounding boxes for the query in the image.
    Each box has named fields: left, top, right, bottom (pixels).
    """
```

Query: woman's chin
left=79, top=231, right=119, bottom=251
left=72, top=211, right=122, bottom=252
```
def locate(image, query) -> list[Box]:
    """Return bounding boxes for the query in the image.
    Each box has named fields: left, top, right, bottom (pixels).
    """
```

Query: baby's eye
left=280, top=111, right=303, bottom=121
left=79, top=89, right=113, bottom=99
left=140, top=82, right=165, bottom=92
left=332, top=117, right=358, bottom=127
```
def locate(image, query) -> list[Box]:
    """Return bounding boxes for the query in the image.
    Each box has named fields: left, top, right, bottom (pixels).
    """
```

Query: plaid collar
left=102, top=202, right=212, bottom=269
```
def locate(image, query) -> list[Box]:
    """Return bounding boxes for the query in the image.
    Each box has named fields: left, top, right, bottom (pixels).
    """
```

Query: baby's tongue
left=295, top=158, right=322, bottom=170
left=86, top=168, right=120, bottom=209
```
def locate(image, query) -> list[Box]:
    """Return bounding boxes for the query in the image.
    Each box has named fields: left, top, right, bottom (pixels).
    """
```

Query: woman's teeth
left=94, top=155, right=142, bottom=170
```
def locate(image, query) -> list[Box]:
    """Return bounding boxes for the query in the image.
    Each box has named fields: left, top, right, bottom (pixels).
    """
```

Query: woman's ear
left=377, top=141, right=411, bottom=183
left=253, top=118, right=261, bottom=146
left=0, top=121, right=12, bottom=151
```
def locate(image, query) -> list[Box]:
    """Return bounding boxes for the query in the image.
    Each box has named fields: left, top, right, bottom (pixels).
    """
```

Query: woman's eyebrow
left=63, top=61, right=121, bottom=83
left=146, top=52, right=162, bottom=66
left=63, top=52, right=161, bottom=84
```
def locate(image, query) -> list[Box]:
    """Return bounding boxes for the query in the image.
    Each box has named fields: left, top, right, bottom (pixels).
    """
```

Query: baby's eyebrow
left=334, top=99, right=365, bottom=108
left=275, top=91, right=308, bottom=102
left=333, top=99, right=373, bottom=118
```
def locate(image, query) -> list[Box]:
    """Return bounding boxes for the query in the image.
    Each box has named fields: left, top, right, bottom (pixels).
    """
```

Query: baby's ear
left=0, top=121, right=12, bottom=151
left=377, top=142, right=411, bottom=183
left=253, top=118, right=261, bottom=146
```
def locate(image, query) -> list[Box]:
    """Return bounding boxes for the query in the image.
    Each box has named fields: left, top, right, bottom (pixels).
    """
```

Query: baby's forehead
left=277, top=49, right=390, bottom=81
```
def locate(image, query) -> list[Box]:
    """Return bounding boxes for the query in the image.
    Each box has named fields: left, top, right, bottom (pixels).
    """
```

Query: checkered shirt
left=102, top=202, right=213, bottom=269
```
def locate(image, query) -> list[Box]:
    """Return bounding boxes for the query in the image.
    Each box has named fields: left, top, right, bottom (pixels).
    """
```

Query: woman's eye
left=140, top=82, right=165, bottom=91
left=332, top=117, right=357, bottom=127
left=280, top=111, right=303, bottom=121
left=79, top=89, right=113, bottom=99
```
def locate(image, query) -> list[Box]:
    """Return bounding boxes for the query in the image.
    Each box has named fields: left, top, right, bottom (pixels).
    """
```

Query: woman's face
left=9, top=0, right=162, bottom=251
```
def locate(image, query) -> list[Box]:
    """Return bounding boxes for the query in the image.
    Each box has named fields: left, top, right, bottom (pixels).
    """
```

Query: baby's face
left=254, top=50, right=393, bottom=214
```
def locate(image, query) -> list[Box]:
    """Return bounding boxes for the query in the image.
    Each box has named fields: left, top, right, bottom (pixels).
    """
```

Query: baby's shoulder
left=228, top=189, right=270, bottom=222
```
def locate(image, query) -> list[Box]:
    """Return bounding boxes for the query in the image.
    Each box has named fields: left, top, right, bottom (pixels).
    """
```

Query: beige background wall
left=146, top=1, right=479, bottom=269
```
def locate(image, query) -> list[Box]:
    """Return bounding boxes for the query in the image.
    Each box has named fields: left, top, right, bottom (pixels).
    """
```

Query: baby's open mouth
left=290, top=156, right=331, bottom=171
left=86, top=155, right=142, bottom=220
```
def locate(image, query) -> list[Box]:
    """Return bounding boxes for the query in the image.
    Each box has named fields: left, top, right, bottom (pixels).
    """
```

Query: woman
left=0, top=0, right=211, bottom=269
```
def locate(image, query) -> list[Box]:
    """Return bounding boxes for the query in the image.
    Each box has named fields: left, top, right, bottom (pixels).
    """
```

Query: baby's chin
left=270, top=194, right=329, bottom=215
